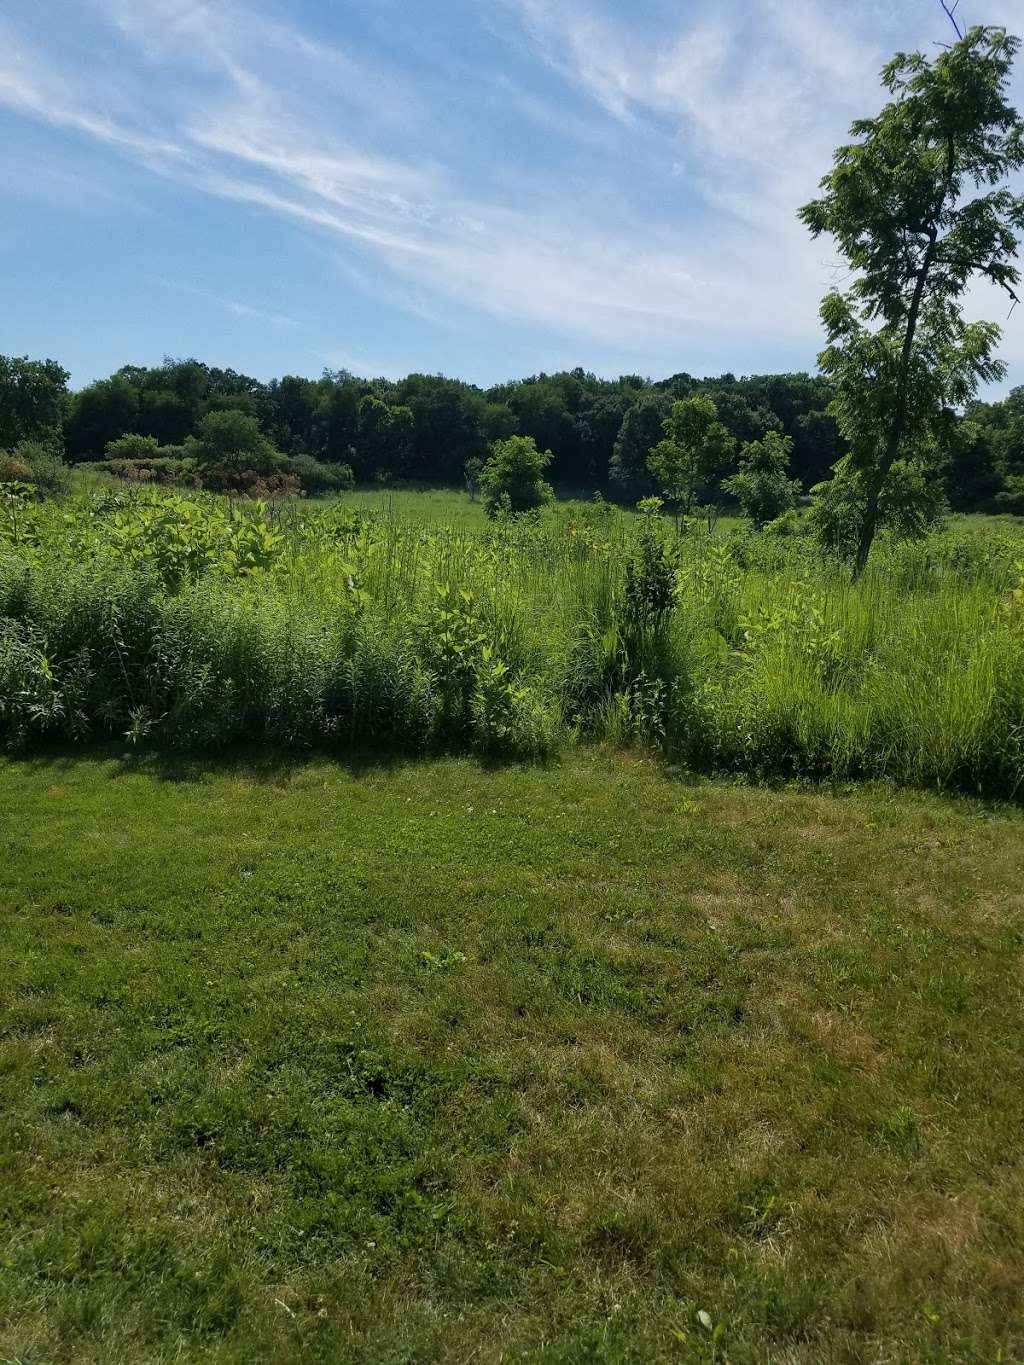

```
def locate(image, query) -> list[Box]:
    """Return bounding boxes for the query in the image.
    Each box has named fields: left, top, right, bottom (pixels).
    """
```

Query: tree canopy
left=801, top=21, right=1024, bottom=573
left=6, top=337, right=1024, bottom=514
left=0, top=356, right=69, bottom=451
left=46, top=357, right=850, bottom=499
left=647, top=397, right=736, bottom=518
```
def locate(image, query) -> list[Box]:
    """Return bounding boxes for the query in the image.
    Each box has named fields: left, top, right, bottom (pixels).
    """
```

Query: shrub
left=994, top=474, right=1024, bottom=516
left=0, top=441, right=70, bottom=495
left=192, top=411, right=283, bottom=489
left=0, top=460, right=33, bottom=484
left=105, top=433, right=162, bottom=463
left=723, top=431, right=802, bottom=528
left=211, top=469, right=302, bottom=499
left=480, top=436, right=554, bottom=518
left=92, top=456, right=199, bottom=487
left=282, top=455, right=354, bottom=496
left=624, top=523, right=677, bottom=619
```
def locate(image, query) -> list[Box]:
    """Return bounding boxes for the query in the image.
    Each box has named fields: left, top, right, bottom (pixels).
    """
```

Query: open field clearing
left=2, top=750, right=1024, bottom=1362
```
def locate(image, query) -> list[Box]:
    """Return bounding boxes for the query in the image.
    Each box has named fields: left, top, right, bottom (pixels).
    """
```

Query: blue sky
left=1, top=0, right=1022, bottom=391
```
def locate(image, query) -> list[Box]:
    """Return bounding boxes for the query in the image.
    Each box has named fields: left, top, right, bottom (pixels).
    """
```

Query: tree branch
left=940, top=0, right=963, bottom=40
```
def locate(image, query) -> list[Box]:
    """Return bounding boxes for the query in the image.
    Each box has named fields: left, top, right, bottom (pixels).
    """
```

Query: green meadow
left=2, top=749, right=1024, bottom=1362
left=3, top=484, right=1024, bottom=1361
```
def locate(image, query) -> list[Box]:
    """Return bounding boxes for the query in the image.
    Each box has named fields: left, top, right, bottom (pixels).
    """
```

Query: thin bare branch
left=940, top=0, right=964, bottom=40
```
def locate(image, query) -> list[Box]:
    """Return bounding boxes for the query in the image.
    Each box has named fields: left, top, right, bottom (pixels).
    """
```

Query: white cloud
left=1, top=0, right=1022, bottom=381
left=0, top=22, right=189, bottom=167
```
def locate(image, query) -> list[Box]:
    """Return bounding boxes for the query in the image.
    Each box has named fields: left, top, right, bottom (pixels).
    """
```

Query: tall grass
left=1, top=482, right=1022, bottom=795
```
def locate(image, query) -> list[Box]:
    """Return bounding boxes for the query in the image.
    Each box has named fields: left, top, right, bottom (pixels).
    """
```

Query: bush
left=192, top=411, right=283, bottom=489
left=210, top=469, right=302, bottom=499
left=480, top=436, right=554, bottom=518
left=0, top=441, right=70, bottom=495
left=105, top=433, right=162, bottom=463
left=723, top=432, right=801, bottom=528
left=994, top=474, right=1024, bottom=516
left=0, top=460, right=33, bottom=484
left=282, top=455, right=354, bottom=496
left=92, top=456, right=200, bottom=488
left=94, top=435, right=201, bottom=489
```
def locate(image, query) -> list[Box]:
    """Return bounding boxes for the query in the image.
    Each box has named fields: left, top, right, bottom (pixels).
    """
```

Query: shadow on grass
left=7, top=738, right=1019, bottom=811
left=5, top=737, right=561, bottom=786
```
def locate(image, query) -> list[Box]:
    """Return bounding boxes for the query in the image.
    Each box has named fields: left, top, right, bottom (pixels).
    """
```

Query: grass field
left=337, top=487, right=750, bottom=539
left=70, top=469, right=744, bottom=533
left=3, top=748, right=1024, bottom=1362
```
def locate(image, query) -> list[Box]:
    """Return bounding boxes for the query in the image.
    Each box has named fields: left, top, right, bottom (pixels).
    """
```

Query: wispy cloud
left=0, top=1, right=777, bottom=349
left=0, top=23, right=189, bottom=167
left=1, top=0, right=1022, bottom=380
left=146, top=275, right=300, bottom=329
left=318, top=348, right=407, bottom=382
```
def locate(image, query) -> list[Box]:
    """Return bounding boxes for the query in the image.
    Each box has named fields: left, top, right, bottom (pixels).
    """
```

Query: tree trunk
left=853, top=471, right=884, bottom=579
left=851, top=138, right=953, bottom=582
left=851, top=228, right=941, bottom=582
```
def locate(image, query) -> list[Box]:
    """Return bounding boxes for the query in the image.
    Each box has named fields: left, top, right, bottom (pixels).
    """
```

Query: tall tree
left=647, top=396, right=735, bottom=522
left=355, top=395, right=414, bottom=479
left=0, top=355, right=69, bottom=451
left=66, top=375, right=140, bottom=460
left=479, top=435, right=554, bottom=517
left=191, top=409, right=281, bottom=480
left=800, top=15, right=1024, bottom=576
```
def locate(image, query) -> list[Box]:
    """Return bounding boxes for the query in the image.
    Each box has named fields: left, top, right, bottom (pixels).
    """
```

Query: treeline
left=2, top=352, right=1023, bottom=509
left=4, top=355, right=845, bottom=491
left=62, top=360, right=848, bottom=490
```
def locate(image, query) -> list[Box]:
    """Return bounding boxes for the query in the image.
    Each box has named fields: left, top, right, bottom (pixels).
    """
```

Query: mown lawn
left=1, top=750, right=1023, bottom=1363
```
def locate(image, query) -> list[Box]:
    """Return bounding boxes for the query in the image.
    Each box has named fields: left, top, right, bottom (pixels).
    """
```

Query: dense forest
left=1, top=352, right=1023, bottom=511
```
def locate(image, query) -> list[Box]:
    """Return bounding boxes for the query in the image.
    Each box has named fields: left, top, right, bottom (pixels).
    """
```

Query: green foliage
left=0, top=440, right=70, bottom=495
left=463, top=455, right=484, bottom=499
left=995, top=473, right=1024, bottom=516
left=724, top=431, right=802, bottom=528
left=191, top=409, right=282, bottom=484
left=808, top=454, right=947, bottom=557
left=92, top=455, right=199, bottom=487
left=356, top=395, right=414, bottom=479
left=105, top=432, right=162, bottom=463
left=647, top=396, right=736, bottom=517
left=281, top=453, right=354, bottom=495
left=11, top=350, right=872, bottom=506
left=479, top=435, right=554, bottom=518
left=0, top=354, right=69, bottom=451
left=395, top=373, right=490, bottom=480
left=66, top=374, right=143, bottom=459
left=1, top=485, right=1023, bottom=793
left=609, top=394, right=670, bottom=496
left=624, top=521, right=678, bottom=619
left=801, top=25, right=1024, bottom=575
